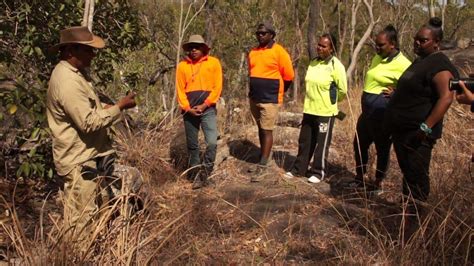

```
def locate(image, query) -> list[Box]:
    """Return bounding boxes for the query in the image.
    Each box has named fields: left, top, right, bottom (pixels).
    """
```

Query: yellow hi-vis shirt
left=303, top=56, right=347, bottom=117
left=363, top=52, right=411, bottom=95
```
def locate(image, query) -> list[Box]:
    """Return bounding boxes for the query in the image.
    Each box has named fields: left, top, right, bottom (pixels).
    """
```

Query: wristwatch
left=420, top=122, right=432, bottom=135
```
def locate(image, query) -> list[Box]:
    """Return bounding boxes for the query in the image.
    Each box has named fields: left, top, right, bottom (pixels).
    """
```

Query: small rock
left=315, top=182, right=331, bottom=195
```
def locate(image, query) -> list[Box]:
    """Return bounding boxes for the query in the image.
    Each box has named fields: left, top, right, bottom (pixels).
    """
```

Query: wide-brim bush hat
left=182, top=34, right=210, bottom=51
left=49, top=26, right=105, bottom=54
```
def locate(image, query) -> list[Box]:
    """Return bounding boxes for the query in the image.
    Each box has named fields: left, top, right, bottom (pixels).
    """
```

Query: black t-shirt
left=385, top=52, right=459, bottom=139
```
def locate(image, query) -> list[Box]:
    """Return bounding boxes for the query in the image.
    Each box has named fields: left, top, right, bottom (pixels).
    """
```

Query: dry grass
left=0, top=86, right=472, bottom=264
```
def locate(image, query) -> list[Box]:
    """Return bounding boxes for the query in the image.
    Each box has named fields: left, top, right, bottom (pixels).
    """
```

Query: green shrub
left=0, top=0, right=149, bottom=179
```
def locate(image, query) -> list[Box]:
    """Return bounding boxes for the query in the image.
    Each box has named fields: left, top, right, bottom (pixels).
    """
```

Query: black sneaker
left=187, top=168, right=200, bottom=182
left=192, top=170, right=206, bottom=189
left=192, top=177, right=204, bottom=189
left=346, top=178, right=364, bottom=188
left=203, top=178, right=215, bottom=188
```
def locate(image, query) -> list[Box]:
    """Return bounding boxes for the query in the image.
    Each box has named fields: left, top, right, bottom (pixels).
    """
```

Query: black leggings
left=353, top=112, right=392, bottom=181
left=393, top=131, right=435, bottom=202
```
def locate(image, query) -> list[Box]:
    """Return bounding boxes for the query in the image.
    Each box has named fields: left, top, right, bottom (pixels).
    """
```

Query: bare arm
left=424, top=70, right=454, bottom=128
left=455, top=81, right=474, bottom=105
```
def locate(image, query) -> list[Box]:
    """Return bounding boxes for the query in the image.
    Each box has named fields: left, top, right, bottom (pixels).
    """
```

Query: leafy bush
left=0, top=0, right=149, bottom=179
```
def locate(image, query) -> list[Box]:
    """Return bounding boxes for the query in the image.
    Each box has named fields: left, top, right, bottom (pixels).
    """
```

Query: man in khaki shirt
left=47, top=26, right=138, bottom=247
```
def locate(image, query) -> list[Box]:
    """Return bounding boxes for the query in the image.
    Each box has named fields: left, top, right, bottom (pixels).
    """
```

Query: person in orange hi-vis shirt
left=176, top=34, right=223, bottom=189
left=247, top=22, right=295, bottom=181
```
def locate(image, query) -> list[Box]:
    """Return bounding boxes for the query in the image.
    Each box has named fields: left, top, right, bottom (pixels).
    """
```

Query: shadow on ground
left=272, top=150, right=295, bottom=171
left=227, top=139, right=296, bottom=172
left=228, top=139, right=260, bottom=164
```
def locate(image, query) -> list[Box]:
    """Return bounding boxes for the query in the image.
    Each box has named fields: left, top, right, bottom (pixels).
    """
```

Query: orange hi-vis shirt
left=248, top=41, right=294, bottom=104
left=176, top=55, right=223, bottom=111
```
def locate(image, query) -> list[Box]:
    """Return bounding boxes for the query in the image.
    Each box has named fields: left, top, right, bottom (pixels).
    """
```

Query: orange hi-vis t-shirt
left=248, top=42, right=294, bottom=104
left=176, top=55, right=223, bottom=111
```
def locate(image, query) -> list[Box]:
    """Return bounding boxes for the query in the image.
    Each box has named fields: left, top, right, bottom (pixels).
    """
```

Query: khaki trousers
left=62, top=159, right=143, bottom=247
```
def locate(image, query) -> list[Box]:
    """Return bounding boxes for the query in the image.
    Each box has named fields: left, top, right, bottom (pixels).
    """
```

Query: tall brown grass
left=0, top=86, right=472, bottom=264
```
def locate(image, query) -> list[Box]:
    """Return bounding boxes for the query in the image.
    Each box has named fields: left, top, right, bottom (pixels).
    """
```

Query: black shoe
left=187, top=169, right=198, bottom=182
left=192, top=170, right=211, bottom=189
left=347, top=178, right=365, bottom=189
left=192, top=177, right=204, bottom=189
left=204, top=178, right=215, bottom=186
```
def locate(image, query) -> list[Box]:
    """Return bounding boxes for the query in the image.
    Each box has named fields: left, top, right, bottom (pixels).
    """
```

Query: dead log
left=277, top=112, right=303, bottom=128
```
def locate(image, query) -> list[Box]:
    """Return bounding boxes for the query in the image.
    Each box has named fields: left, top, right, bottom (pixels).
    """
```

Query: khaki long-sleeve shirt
left=47, top=61, right=122, bottom=176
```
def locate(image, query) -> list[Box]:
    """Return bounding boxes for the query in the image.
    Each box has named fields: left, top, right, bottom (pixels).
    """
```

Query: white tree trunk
left=428, top=0, right=436, bottom=18
left=172, top=0, right=207, bottom=120
left=235, top=52, right=246, bottom=92
left=82, top=0, right=94, bottom=31
left=337, top=1, right=348, bottom=59
left=292, top=68, right=299, bottom=102
left=307, top=0, right=319, bottom=60
left=82, top=0, right=90, bottom=27
left=441, top=0, right=446, bottom=31
left=349, top=0, right=361, bottom=58
left=346, top=0, right=379, bottom=87
left=87, top=0, right=94, bottom=31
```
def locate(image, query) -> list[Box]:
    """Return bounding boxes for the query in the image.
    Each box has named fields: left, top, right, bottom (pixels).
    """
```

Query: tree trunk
left=235, top=52, right=246, bottom=93
left=291, top=0, right=304, bottom=102
left=82, top=0, right=89, bottom=28
left=173, top=0, right=207, bottom=120
left=82, top=0, right=94, bottom=31
left=337, top=0, right=349, bottom=59
left=440, top=0, right=447, bottom=31
left=277, top=111, right=303, bottom=127
left=428, top=0, right=436, bottom=18
left=87, top=0, right=94, bottom=31
left=307, top=0, right=319, bottom=60
left=204, top=0, right=215, bottom=48
left=292, top=68, right=299, bottom=102
left=349, top=0, right=361, bottom=59
left=346, top=0, right=378, bottom=87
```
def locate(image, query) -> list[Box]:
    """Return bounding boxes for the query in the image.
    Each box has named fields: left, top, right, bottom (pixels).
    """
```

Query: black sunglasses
left=255, top=31, right=270, bottom=36
left=185, top=44, right=204, bottom=51
left=71, top=44, right=95, bottom=53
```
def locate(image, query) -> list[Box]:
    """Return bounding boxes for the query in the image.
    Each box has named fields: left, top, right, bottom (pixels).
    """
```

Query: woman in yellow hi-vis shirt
left=285, top=33, right=347, bottom=183
left=352, top=25, right=411, bottom=191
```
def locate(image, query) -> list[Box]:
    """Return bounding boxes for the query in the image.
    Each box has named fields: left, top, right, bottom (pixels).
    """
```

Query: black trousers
left=392, top=131, right=435, bottom=202
left=353, top=112, right=392, bottom=181
left=292, top=113, right=335, bottom=178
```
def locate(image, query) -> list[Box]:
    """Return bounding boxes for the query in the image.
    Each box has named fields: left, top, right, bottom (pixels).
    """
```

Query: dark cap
left=257, top=22, right=276, bottom=35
